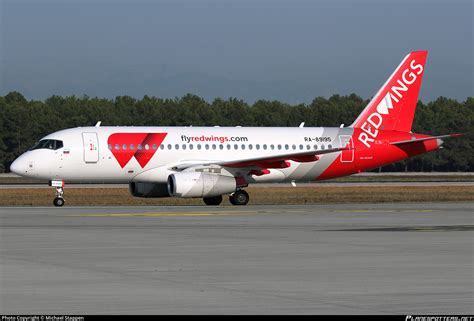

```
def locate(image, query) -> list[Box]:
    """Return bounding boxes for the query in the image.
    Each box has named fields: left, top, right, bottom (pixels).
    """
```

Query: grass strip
left=0, top=185, right=473, bottom=206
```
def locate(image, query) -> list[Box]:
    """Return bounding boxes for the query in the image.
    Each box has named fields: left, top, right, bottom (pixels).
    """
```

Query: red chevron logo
left=107, top=133, right=167, bottom=168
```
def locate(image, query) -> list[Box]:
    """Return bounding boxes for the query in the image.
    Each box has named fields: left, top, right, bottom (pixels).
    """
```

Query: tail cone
left=436, top=138, right=444, bottom=148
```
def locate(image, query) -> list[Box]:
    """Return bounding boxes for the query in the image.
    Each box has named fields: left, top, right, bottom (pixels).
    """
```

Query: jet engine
left=167, top=172, right=236, bottom=198
left=129, top=182, right=170, bottom=198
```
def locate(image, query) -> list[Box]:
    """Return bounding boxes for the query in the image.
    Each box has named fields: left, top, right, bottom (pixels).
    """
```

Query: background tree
left=1, top=92, right=472, bottom=172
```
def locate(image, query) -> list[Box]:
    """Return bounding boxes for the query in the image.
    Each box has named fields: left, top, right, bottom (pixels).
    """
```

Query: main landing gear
left=203, top=195, right=223, bottom=206
left=202, top=190, right=250, bottom=206
left=229, top=190, right=249, bottom=206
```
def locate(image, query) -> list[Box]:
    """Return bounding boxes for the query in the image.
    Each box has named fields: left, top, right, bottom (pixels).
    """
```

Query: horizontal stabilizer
left=390, top=134, right=463, bottom=146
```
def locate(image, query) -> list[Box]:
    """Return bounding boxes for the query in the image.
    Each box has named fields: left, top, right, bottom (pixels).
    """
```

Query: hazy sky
left=0, top=0, right=472, bottom=103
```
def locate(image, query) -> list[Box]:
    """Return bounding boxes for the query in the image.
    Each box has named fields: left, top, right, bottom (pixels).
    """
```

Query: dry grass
left=0, top=185, right=473, bottom=206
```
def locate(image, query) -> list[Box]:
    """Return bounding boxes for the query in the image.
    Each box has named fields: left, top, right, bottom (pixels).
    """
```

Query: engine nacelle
left=167, top=172, right=236, bottom=198
left=129, top=182, right=170, bottom=198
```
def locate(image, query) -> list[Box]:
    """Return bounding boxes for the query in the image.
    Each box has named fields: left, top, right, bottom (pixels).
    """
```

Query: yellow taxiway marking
left=67, top=211, right=255, bottom=217
left=328, top=209, right=434, bottom=213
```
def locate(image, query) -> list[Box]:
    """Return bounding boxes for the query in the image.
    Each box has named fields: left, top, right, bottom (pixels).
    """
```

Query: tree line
left=0, top=91, right=472, bottom=172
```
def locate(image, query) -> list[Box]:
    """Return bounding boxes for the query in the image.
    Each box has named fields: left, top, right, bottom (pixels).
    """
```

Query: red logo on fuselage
left=108, top=133, right=167, bottom=168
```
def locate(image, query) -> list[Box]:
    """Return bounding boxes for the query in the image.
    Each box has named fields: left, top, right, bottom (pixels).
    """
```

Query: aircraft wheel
left=229, top=190, right=249, bottom=206
left=53, top=197, right=65, bottom=207
left=203, top=195, right=223, bottom=206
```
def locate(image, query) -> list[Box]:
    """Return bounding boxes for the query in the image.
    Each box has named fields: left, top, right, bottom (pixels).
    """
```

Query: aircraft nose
left=10, top=156, right=26, bottom=175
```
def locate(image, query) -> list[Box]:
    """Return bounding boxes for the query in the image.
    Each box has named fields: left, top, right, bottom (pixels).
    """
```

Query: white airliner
left=10, top=51, right=460, bottom=206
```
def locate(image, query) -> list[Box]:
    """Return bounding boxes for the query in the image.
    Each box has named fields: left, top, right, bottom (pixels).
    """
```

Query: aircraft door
left=82, top=132, right=99, bottom=163
left=339, top=135, right=354, bottom=163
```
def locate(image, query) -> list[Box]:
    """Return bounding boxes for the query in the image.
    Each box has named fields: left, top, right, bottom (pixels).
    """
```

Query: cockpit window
left=29, top=139, right=64, bottom=151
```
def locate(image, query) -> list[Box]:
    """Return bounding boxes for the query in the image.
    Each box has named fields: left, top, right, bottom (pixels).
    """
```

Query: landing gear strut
left=53, top=185, right=65, bottom=207
left=229, top=190, right=249, bottom=206
left=203, top=195, right=223, bottom=206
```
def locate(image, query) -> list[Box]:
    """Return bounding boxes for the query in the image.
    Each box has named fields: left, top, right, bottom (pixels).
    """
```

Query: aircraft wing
left=390, top=134, right=463, bottom=146
left=170, top=146, right=349, bottom=171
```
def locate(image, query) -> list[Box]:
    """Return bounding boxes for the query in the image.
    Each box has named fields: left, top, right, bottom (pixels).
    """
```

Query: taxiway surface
left=1, top=203, right=473, bottom=314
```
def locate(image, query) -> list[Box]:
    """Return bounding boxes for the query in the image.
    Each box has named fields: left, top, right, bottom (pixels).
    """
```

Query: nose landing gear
left=50, top=180, right=65, bottom=207
left=53, top=193, right=65, bottom=207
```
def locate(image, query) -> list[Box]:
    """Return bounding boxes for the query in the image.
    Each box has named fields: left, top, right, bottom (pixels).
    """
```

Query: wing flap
left=171, top=146, right=349, bottom=171
left=221, top=147, right=347, bottom=168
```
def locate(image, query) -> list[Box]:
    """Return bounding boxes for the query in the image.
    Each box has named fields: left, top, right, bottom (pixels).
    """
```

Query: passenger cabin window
left=30, top=139, right=64, bottom=151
